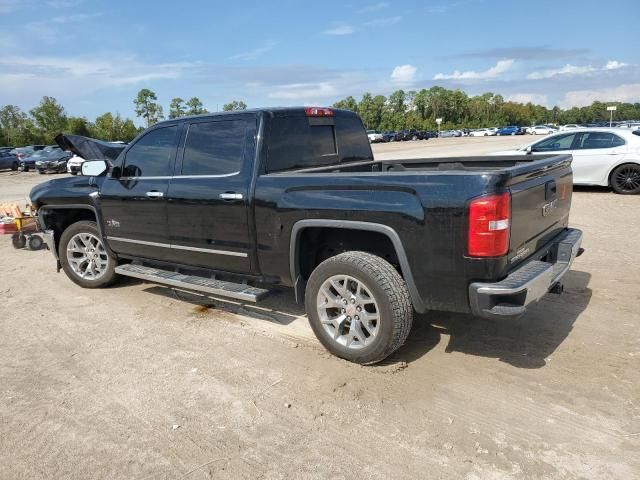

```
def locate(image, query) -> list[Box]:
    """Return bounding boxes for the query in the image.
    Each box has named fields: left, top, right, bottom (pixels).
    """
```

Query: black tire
left=59, top=220, right=118, bottom=288
left=11, top=233, right=26, bottom=249
left=610, top=163, right=640, bottom=194
left=23, top=166, right=29, bottom=172
left=11, top=161, right=18, bottom=171
left=305, top=251, right=413, bottom=364
left=26, top=234, right=44, bottom=251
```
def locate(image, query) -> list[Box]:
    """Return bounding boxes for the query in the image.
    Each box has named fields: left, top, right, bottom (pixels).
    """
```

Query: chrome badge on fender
left=542, top=199, right=558, bottom=217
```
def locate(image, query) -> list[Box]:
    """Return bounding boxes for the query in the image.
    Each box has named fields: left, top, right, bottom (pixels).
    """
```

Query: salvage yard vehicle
left=492, top=128, right=640, bottom=194
left=31, top=107, right=583, bottom=364
left=0, top=150, right=19, bottom=171
left=35, top=147, right=73, bottom=174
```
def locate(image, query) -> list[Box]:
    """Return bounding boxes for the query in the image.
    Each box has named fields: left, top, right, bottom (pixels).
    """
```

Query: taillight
left=305, top=107, right=334, bottom=117
left=468, top=192, right=511, bottom=257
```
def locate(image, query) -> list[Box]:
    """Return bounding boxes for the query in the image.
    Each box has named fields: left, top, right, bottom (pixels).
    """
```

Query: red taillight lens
left=468, top=192, right=511, bottom=257
left=304, top=107, right=334, bottom=117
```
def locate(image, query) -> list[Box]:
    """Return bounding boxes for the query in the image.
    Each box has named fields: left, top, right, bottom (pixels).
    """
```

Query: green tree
left=30, top=96, right=67, bottom=142
left=134, top=89, right=163, bottom=127
left=186, top=97, right=207, bottom=115
left=222, top=100, right=247, bottom=111
left=0, top=105, right=29, bottom=146
left=66, top=116, right=93, bottom=137
left=333, top=96, right=358, bottom=112
left=169, top=97, right=186, bottom=118
left=120, top=119, right=141, bottom=142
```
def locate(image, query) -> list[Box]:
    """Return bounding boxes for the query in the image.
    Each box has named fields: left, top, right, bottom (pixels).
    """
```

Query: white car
left=66, top=155, right=85, bottom=175
left=366, top=130, right=384, bottom=143
left=559, top=124, right=581, bottom=131
left=530, top=125, right=555, bottom=135
left=469, top=128, right=492, bottom=137
left=491, top=128, right=640, bottom=194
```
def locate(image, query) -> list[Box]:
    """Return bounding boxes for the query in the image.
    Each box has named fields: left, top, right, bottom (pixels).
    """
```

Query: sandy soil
left=0, top=137, right=638, bottom=479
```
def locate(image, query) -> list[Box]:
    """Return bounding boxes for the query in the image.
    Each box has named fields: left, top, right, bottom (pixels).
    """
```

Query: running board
left=115, top=264, right=270, bottom=302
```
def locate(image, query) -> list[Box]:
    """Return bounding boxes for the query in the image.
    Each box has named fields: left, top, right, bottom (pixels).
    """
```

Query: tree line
left=0, top=90, right=248, bottom=147
left=332, top=88, right=640, bottom=131
left=3, top=86, right=639, bottom=147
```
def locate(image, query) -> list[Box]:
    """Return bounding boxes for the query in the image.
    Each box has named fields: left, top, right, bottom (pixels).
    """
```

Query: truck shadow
left=390, top=270, right=592, bottom=368
left=130, top=270, right=591, bottom=370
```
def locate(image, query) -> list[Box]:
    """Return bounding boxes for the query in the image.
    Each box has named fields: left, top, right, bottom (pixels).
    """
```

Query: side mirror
left=81, top=160, right=108, bottom=176
left=525, top=145, right=533, bottom=154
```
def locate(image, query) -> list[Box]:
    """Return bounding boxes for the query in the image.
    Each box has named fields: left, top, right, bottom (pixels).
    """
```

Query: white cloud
left=527, top=64, right=596, bottom=80
left=364, top=16, right=401, bottom=27
left=391, top=64, right=416, bottom=83
left=434, top=59, right=514, bottom=80
left=561, top=83, right=640, bottom=108
left=358, top=2, right=388, bottom=13
left=268, top=82, right=337, bottom=100
left=322, top=25, right=355, bottom=36
left=229, top=41, right=276, bottom=61
left=506, top=93, right=549, bottom=106
left=527, top=60, right=630, bottom=79
left=605, top=60, right=627, bottom=70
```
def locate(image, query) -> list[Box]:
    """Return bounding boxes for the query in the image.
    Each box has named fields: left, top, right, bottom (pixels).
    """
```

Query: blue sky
left=1, top=0, right=638, bottom=124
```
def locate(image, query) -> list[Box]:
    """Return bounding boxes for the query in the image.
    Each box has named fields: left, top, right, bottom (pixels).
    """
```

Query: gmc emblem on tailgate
left=542, top=199, right=558, bottom=216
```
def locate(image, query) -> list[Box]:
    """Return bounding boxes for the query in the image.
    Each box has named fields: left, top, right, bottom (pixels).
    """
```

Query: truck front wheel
left=305, top=251, right=413, bottom=364
left=59, top=220, right=118, bottom=288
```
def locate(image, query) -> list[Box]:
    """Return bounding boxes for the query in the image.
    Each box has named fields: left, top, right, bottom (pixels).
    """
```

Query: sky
left=0, top=0, right=639, bottom=124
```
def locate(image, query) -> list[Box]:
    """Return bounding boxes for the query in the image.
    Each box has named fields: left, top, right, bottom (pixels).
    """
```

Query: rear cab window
left=265, top=112, right=373, bottom=173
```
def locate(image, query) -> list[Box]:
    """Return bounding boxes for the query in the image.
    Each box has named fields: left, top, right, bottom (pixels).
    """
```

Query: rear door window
left=266, top=114, right=372, bottom=172
left=181, top=120, right=247, bottom=176
left=576, top=132, right=625, bottom=149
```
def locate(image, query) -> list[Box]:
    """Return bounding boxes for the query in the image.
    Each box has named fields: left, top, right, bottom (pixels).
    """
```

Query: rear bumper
left=469, top=228, right=583, bottom=319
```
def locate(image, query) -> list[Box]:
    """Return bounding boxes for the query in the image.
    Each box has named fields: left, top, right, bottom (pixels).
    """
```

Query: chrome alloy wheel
left=66, top=232, right=109, bottom=280
left=316, top=275, right=380, bottom=349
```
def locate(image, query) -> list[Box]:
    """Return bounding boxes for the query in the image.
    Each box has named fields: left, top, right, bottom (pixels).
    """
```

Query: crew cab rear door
left=165, top=115, right=257, bottom=273
left=100, top=124, right=180, bottom=260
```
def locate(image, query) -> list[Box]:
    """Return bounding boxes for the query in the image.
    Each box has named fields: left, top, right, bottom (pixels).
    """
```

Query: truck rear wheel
left=59, top=221, right=117, bottom=288
left=305, top=251, right=413, bottom=364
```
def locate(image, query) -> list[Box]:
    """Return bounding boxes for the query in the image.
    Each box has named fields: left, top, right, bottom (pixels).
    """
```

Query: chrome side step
left=115, top=264, right=270, bottom=302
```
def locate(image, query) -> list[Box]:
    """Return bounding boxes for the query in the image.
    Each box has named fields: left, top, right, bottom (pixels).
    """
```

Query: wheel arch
left=607, top=160, right=640, bottom=188
left=289, top=219, right=426, bottom=312
left=37, top=204, right=109, bottom=260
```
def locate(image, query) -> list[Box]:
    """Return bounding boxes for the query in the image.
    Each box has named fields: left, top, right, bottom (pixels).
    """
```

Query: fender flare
left=37, top=202, right=113, bottom=257
left=289, top=219, right=426, bottom=312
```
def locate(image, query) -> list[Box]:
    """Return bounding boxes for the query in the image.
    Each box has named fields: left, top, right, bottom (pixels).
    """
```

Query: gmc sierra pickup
left=30, top=107, right=583, bottom=364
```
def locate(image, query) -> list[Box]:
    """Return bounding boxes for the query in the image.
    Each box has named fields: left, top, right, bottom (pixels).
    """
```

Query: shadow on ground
left=122, top=269, right=592, bottom=370
left=389, top=270, right=592, bottom=368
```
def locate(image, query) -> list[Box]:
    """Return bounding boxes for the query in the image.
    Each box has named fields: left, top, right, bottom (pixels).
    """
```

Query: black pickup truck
left=30, top=107, right=583, bottom=364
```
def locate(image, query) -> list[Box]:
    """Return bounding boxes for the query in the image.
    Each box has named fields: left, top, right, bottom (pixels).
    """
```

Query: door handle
left=219, top=193, right=243, bottom=200
left=145, top=191, right=164, bottom=198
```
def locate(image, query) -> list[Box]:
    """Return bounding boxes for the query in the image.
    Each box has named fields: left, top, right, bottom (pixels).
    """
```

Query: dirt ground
left=1, top=137, right=639, bottom=479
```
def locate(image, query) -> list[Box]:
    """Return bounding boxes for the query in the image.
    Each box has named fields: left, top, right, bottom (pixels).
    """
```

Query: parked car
left=496, top=126, right=523, bottom=136
left=366, top=130, right=385, bottom=143
left=559, top=124, right=581, bottom=131
left=469, top=128, right=492, bottom=137
left=66, top=155, right=85, bottom=175
left=492, top=128, right=640, bottom=194
left=35, top=148, right=73, bottom=174
left=439, top=130, right=462, bottom=138
left=31, top=107, right=583, bottom=364
left=0, top=150, right=20, bottom=170
left=380, top=131, right=396, bottom=142
left=11, top=145, right=47, bottom=164
left=529, top=125, right=555, bottom=135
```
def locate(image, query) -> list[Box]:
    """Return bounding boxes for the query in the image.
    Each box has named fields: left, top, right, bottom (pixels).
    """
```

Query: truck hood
left=54, top=134, right=126, bottom=161
left=29, top=174, right=103, bottom=209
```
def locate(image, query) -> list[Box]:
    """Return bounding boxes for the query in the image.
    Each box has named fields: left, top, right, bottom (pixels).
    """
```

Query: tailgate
left=508, top=156, right=573, bottom=266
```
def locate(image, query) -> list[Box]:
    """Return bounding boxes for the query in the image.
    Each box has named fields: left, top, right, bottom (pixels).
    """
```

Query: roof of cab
left=154, top=107, right=357, bottom=126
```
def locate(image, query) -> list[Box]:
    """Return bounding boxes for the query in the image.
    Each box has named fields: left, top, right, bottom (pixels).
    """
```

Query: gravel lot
left=1, top=136, right=639, bottom=479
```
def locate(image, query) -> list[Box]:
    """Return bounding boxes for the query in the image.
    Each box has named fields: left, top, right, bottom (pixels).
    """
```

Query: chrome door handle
left=219, top=193, right=243, bottom=200
left=146, top=191, right=164, bottom=198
